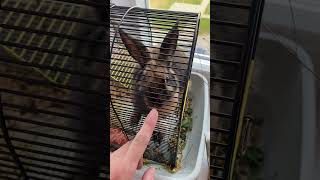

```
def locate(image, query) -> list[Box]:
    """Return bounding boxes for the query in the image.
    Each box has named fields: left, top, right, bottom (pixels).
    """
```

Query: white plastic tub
left=134, top=72, right=209, bottom=180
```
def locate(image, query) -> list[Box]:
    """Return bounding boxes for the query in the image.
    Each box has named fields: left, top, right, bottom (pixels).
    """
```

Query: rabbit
left=116, top=21, right=188, bottom=147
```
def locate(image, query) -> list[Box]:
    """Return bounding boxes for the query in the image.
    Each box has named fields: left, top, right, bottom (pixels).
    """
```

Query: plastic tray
left=134, top=72, right=209, bottom=180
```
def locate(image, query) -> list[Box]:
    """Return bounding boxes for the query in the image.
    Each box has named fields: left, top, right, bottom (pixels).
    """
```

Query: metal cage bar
left=0, top=0, right=108, bottom=179
left=210, top=0, right=265, bottom=179
left=110, top=5, right=200, bottom=169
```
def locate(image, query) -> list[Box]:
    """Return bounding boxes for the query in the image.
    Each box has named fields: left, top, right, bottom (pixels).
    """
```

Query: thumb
left=142, top=167, right=156, bottom=180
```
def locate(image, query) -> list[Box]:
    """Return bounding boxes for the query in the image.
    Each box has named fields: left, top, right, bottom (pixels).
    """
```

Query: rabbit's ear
left=117, top=28, right=150, bottom=67
left=159, top=21, right=179, bottom=65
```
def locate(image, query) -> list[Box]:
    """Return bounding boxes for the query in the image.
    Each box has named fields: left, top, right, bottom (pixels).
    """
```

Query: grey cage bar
left=0, top=0, right=108, bottom=179
left=110, top=5, right=200, bottom=169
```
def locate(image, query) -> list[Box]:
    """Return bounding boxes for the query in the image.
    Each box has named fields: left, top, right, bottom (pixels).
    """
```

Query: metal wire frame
left=0, top=95, right=28, bottom=179
left=109, top=5, right=139, bottom=143
left=0, top=0, right=108, bottom=179
left=210, top=0, right=265, bottom=179
left=110, top=5, right=199, bottom=168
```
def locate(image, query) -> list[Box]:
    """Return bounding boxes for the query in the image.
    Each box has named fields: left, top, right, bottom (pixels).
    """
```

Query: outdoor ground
left=149, top=0, right=210, bottom=51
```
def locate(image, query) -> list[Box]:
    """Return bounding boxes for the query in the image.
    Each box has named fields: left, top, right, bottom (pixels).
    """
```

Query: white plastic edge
left=183, top=72, right=209, bottom=180
left=259, top=32, right=316, bottom=180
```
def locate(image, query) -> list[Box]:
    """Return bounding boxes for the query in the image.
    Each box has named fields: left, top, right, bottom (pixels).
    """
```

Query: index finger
left=125, top=109, right=158, bottom=165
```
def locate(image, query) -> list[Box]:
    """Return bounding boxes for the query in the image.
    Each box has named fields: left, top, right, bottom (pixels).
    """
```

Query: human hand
left=110, top=109, right=159, bottom=180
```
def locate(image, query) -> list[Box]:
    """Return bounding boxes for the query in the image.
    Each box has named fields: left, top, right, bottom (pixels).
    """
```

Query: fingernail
left=149, top=167, right=156, bottom=174
left=149, top=109, right=158, bottom=119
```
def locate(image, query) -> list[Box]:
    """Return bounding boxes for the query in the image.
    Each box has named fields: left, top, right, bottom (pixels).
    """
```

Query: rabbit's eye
left=165, top=75, right=170, bottom=82
left=165, top=75, right=176, bottom=87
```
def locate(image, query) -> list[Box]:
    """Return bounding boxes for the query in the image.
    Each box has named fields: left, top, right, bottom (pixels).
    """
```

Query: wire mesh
left=210, top=0, right=264, bottom=179
left=110, top=5, right=200, bottom=168
left=0, top=0, right=108, bottom=179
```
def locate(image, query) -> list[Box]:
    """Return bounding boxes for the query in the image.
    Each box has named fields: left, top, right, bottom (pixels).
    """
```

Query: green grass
left=176, top=0, right=202, bottom=5
left=150, top=19, right=175, bottom=30
left=149, top=0, right=209, bottom=36
left=199, top=18, right=210, bottom=35
left=149, top=0, right=175, bottom=9
left=204, top=4, right=210, bottom=15
left=150, top=18, right=209, bottom=36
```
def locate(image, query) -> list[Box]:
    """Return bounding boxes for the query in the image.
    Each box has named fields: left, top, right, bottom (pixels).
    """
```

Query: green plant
left=181, top=108, right=192, bottom=131
left=199, top=18, right=210, bottom=35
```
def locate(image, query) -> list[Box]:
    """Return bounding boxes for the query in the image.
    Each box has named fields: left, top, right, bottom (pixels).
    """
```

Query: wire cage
left=0, top=0, right=108, bottom=179
left=110, top=5, right=200, bottom=168
left=210, top=0, right=264, bottom=179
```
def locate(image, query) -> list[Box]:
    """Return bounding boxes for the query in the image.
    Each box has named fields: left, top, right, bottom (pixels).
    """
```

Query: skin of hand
left=110, top=109, right=159, bottom=180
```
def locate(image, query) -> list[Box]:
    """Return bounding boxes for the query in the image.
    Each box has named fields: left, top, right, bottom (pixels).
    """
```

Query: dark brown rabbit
left=117, top=21, right=187, bottom=136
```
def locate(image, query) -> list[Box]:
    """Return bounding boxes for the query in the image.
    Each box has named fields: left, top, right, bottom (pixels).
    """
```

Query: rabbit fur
left=117, top=21, right=189, bottom=147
